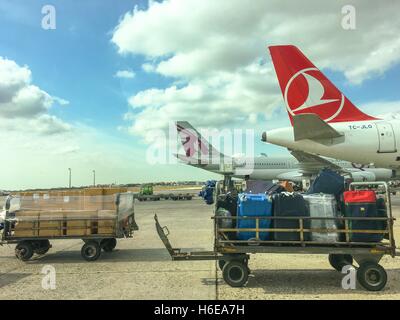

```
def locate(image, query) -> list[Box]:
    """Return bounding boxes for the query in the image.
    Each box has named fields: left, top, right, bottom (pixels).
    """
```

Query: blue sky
left=0, top=0, right=399, bottom=189
left=1, top=0, right=149, bottom=137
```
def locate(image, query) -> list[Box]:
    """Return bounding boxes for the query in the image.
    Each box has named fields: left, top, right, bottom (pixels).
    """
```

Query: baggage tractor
left=307, top=169, right=345, bottom=198
left=237, top=193, right=272, bottom=241
left=272, top=193, right=310, bottom=241
left=303, top=194, right=339, bottom=242
left=343, top=190, right=386, bottom=243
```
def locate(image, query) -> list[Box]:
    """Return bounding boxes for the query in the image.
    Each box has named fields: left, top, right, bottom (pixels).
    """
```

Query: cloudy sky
left=1, top=0, right=400, bottom=190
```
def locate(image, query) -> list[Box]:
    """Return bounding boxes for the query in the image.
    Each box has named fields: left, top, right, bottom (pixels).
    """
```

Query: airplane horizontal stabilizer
left=292, top=113, right=343, bottom=141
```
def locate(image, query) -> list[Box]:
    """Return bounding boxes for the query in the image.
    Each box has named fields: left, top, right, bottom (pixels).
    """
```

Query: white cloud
left=112, top=0, right=400, bottom=82
left=127, top=63, right=281, bottom=142
left=53, top=96, right=70, bottom=106
left=0, top=56, right=70, bottom=135
left=0, top=56, right=208, bottom=189
left=361, top=100, right=400, bottom=119
left=114, top=69, right=136, bottom=79
left=111, top=0, right=400, bottom=143
left=142, top=63, right=156, bottom=73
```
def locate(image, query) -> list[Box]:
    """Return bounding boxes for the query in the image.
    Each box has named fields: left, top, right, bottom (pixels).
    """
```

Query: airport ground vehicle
left=135, top=184, right=193, bottom=201
left=155, top=181, right=399, bottom=291
left=0, top=192, right=138, bottom=261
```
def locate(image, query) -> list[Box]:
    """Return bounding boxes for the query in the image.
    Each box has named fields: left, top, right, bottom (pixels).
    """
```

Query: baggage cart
left=0, top=192, right=138, bottom=261
left=155, top=181, right=399, bottom=291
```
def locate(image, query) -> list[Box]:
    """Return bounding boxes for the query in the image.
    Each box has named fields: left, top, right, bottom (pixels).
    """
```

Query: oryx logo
left=284, top=67, right=345, bottom=122
left=176, top=124, right=209, bottom=158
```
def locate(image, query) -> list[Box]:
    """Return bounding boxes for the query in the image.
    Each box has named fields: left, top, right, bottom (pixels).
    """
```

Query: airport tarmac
left=0, top=197, right=399, bottom=300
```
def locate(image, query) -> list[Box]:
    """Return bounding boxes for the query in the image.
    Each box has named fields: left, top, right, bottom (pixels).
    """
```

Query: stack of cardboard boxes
left=12, top=187, right=125, bottom=238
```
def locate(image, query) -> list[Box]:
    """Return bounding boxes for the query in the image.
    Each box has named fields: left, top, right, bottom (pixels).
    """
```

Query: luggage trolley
left=155, top=181, right=399, bottom=291
left=0, top=192, right=138, bottom=261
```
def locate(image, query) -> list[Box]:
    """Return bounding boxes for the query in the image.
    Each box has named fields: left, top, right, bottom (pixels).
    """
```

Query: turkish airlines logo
left=284, top=67, right=345, bottom=122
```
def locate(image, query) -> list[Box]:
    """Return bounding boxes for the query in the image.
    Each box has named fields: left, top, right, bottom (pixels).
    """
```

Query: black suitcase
left=377, top=197, right=389, bottom=240
left=216, top=193, right=238, bottom=240
left=345, top=203, right=383, bottom=242
left=216, top=193, right=238, bottom=217
left=272, top=193, right=310, bottom=241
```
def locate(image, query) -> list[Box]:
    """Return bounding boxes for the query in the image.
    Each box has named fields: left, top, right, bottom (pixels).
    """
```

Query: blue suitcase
left=237, top=193, right=272, bottom=241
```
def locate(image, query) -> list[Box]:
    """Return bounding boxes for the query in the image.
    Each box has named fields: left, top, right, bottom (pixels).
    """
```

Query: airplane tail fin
left=268, top=45, right=378, bottom=124
left=176, top=121, right=222, bottom=163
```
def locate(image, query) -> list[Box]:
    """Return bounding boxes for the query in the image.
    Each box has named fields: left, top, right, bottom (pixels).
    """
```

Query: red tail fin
left=268, top=45, right=378, bottom=124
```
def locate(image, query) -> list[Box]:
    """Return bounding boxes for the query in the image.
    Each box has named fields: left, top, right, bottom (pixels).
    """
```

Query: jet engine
left=347, top=171, right=376, bottom=182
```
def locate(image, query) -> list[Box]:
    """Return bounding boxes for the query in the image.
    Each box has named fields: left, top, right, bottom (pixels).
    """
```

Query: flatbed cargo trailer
left=0, top=192, right=138, bottom=261
left=155, top=181, right=399, bottom=291
left=135, top=193, right=193, bottom=201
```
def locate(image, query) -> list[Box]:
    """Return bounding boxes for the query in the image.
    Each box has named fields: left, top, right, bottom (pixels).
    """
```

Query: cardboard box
left=97, top=226, right=115, bottom=235
left=39, top=213, right=63, bottom=237
left=65, top=211, right=97, bottom=236
left=14, top=221, right=39, bottom=237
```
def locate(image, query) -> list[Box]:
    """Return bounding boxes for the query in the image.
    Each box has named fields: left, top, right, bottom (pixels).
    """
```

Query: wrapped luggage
left=303, top=194, right=339, bottom=242
left=215, top=207, right=233, bottom=229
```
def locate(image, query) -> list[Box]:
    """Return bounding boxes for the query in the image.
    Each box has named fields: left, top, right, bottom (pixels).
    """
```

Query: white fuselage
left=264, top=119, right=400, bottom=170
left=190, top=154, right=394, bottom=182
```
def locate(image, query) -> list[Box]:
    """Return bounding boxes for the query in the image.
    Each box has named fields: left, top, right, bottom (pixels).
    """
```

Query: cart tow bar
left=154, top=214, right=224, bottom=262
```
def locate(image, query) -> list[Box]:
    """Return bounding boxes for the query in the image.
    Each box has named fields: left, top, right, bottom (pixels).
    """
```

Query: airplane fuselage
left=190, top=154, right=394, bottom=182
left=264, top=119, right=400, bottom=170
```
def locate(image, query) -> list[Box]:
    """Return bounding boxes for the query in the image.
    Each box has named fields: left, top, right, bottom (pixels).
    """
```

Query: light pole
left=92, top=170, right=96, bottom=187
left=68, top=168, right=72, bottom=188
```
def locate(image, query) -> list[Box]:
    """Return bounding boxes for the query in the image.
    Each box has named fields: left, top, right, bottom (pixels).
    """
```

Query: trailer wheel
left=101, top=238, right=117, bottom=252
left=222, top=260, right=249, bottom=287
left=81, top=241, right=101, bottom=261
left=357, top=262, right=387, bottom=291
left=15, top=242, right=34, bottom=261
left=219, top=258, right=249, bottom=272
left=34, top=240, right=51, bottom=255
left=328, top=254, right=353, bottom=272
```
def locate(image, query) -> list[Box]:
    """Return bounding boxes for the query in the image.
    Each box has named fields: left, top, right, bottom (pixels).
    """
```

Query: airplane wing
left=292, top=114, right=343, bottom=141
left=289, top=149, right=343, bottom=174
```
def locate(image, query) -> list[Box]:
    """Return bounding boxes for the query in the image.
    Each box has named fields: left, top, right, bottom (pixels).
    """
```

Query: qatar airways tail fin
left=268, top=45, right=378, bottom=124
left=176, top=121, right=222, bottom=163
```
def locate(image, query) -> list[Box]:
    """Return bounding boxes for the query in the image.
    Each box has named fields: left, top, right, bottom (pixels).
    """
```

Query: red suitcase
left=343, top=190, right=376, bottom=204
